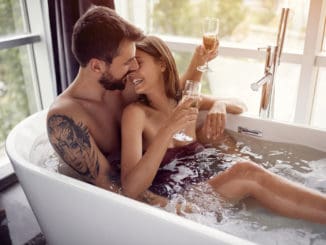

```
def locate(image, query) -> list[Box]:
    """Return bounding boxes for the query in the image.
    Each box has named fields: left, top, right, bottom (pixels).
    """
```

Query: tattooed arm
left=46, top=113, right=118, bottom=192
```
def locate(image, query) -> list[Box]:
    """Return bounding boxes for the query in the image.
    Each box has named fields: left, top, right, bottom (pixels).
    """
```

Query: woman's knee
left=229, top=161, right=265, bottom=181
left=207, top=162, right=257, bottom=200
left=230, top=160, right=258, bottom=173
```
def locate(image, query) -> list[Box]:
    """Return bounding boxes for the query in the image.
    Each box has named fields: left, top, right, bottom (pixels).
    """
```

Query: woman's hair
left=72, top=6, right=143, bottom=66
left=136, top=36, right=181, bottom=102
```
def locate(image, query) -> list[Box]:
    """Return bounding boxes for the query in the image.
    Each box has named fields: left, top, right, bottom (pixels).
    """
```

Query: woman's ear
left=159, top=58, right=167, bottom=72
left=89, top=58, right=106, bottom=73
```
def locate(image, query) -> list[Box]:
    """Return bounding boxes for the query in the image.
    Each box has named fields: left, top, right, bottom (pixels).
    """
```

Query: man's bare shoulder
left=46, top=94, right=93, bottom=145
left=47, top=94, right=88, bottom=123
left=49, top=93, right=79, bottom=113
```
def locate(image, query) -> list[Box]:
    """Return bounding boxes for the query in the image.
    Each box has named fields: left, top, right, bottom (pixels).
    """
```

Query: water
left=30, top=132, right=326, bottom=245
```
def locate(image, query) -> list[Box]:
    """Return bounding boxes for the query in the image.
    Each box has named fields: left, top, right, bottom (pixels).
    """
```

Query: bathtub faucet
left=250, top=7, right=289, bottom=119
left=251, top=46, right=272, bottom=92
left=0, top=80, right=8, bottom=97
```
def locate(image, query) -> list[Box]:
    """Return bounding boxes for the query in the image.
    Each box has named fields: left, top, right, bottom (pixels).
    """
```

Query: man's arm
left=46, top=112, right=119, bottom=192
left=199, top=94, right=247, bottom=114
left=197, top=95, right=247, bottom=141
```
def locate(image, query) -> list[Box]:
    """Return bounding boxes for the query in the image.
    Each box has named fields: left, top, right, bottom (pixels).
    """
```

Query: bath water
left=30, top=132, right=326, bottom=245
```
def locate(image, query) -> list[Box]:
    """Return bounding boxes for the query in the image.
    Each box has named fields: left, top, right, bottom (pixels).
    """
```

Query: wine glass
left=173, top=80, right=201, bottom=142
left=197, top=17, right=219, bottom=72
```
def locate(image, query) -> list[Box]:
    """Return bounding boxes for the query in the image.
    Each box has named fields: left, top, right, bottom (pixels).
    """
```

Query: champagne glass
left=173, top=80, right=201, bottom=142
left=197, top=17, right=219, bottom=72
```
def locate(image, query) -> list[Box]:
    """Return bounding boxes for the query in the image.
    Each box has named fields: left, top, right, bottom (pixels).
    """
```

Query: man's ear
left=89, top=58, right=107, bottom=73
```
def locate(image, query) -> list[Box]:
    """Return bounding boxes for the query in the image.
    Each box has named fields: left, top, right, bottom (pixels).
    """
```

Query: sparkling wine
left=197, top=17, right=219, bottom=72
left=203, top=34, right=217, bottom=51
left=182, top=95, right=200, bottom=108
left=173, top=80, right=201, bottom=142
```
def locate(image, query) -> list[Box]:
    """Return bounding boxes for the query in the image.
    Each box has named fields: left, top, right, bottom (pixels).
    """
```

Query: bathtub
left=5, top=110, right=326, bottom=245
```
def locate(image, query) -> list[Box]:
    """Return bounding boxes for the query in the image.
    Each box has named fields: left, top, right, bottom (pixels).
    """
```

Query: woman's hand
left=164, top=98, right=199, bottom=136
left=194, top=39, right=219, bottom=66
left=179, top=40, right=219, bottom=88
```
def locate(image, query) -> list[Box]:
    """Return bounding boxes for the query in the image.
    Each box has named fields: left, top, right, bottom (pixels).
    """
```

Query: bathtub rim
left=5, top=109, right=255, bottom=245
left=225, top=113, right=326, bottom=152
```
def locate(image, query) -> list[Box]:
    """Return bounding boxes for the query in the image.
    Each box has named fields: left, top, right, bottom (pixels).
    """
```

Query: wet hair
left=136, top=36, right=181, bottom=102
left=72, top=6, right=144, bottom=66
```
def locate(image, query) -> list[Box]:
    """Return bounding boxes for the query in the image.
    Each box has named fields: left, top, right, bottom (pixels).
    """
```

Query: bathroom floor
left=0, top=173, right=46, bottom=245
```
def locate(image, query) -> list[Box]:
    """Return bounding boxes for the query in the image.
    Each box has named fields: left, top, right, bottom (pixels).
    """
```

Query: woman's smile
left=132, top=78, right=143, bottom=86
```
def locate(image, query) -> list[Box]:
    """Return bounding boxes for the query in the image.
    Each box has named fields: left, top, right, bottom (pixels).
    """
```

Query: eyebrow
left=124, top=56, right=136, bottom=65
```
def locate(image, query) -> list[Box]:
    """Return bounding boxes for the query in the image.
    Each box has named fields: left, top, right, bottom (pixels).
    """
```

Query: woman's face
left=130, top=49, right=165, bottom=95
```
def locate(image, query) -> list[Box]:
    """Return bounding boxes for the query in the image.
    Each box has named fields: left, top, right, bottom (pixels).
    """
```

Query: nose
left=126, top=71, right=137, bottom=82
left=129, top=58, right=139, bottom=71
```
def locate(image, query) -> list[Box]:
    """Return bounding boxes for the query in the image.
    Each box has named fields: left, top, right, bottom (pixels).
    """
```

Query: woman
left=121, top=36, right=326, bottom=224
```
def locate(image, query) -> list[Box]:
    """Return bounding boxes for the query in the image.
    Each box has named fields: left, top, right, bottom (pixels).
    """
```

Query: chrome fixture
left=0, top=80, right=8, bottom=97
left=251, top=8, right=289, bottom=119
left=238, top=126, right=263, bottom=137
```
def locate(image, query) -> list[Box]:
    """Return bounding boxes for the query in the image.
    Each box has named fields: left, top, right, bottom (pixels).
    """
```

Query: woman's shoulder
left=122, top=102, right=147, bottom=119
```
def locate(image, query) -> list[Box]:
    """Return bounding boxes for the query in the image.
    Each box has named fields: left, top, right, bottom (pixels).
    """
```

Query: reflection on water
left=30, top=131, right=326, bottom=245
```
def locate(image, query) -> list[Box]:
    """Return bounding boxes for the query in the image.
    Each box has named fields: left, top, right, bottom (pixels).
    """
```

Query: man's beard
left=98, top=71, right=126, bottom=91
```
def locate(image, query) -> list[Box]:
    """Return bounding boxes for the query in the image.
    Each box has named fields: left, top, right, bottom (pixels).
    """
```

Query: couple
left=47, top=6, right=326, bottom=223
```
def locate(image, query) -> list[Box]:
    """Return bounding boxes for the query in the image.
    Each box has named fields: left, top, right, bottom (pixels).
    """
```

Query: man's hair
left=72, top=6, right=144, bottom=66
left=136, top=35, right=181, bottom=102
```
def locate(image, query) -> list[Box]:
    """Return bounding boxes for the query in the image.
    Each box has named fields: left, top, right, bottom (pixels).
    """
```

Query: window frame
left=0, top=0, right=56, bottom=179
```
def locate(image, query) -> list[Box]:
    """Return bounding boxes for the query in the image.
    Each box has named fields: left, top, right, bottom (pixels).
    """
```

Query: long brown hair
left=136, top=36, right=181, bottom=102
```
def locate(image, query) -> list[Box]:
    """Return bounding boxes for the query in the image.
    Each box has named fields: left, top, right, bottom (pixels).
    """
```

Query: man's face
left=98, top=70, right=126, bottom=90
left=99, top=39, right=139, bottom=91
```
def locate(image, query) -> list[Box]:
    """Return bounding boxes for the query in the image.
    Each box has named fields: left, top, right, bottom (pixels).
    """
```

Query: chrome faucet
left=0, top=80, right=7, bottom=97
left=251, top=8, right=289, bottom=119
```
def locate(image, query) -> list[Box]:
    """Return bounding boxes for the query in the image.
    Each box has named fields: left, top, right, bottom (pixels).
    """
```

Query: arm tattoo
left=47, top=114, right=100, bottom=179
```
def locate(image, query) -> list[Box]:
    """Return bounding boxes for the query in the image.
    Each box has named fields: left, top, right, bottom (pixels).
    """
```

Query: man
left=47, top=6, right=144, bottom=191
left=47, top=6, right=243, bottom=205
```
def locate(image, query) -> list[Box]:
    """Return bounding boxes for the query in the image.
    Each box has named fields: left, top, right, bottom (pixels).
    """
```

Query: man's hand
left=202, top=101, right=226, bottom=140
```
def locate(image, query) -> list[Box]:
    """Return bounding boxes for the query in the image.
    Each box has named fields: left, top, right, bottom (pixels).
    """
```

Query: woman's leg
left=207, top=161, right=326, bottom=224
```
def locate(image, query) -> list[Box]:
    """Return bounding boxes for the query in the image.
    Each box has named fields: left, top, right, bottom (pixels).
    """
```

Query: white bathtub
left=5, top=110, right=326, bottom=245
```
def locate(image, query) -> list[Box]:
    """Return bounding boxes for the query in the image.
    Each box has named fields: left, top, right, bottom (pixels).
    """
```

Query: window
left=311, top=67, right=326, bottom=128
left=0, top=0, right=55, bottom=174
left=0, top=46, right=39, bottom=144
left=323, top=20, right=326, bottom=52
left=116, top=0, right=326, bottom=129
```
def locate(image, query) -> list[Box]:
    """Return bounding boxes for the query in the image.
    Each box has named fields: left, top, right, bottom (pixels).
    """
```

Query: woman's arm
left=179, top=44, right=218, bottom=89
left=121, top=105, right=172, bottom=199
left=121, top=101, right=198, bottom=199
left=120, top=106, right=188, bottom=211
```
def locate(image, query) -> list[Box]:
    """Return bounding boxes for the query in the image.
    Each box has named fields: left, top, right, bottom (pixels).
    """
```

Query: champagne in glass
left=197, top=17, right=219, bottom=72
left=173, top=80, right=201, bottom=142
left=203, top=34, right=217, bottom=51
